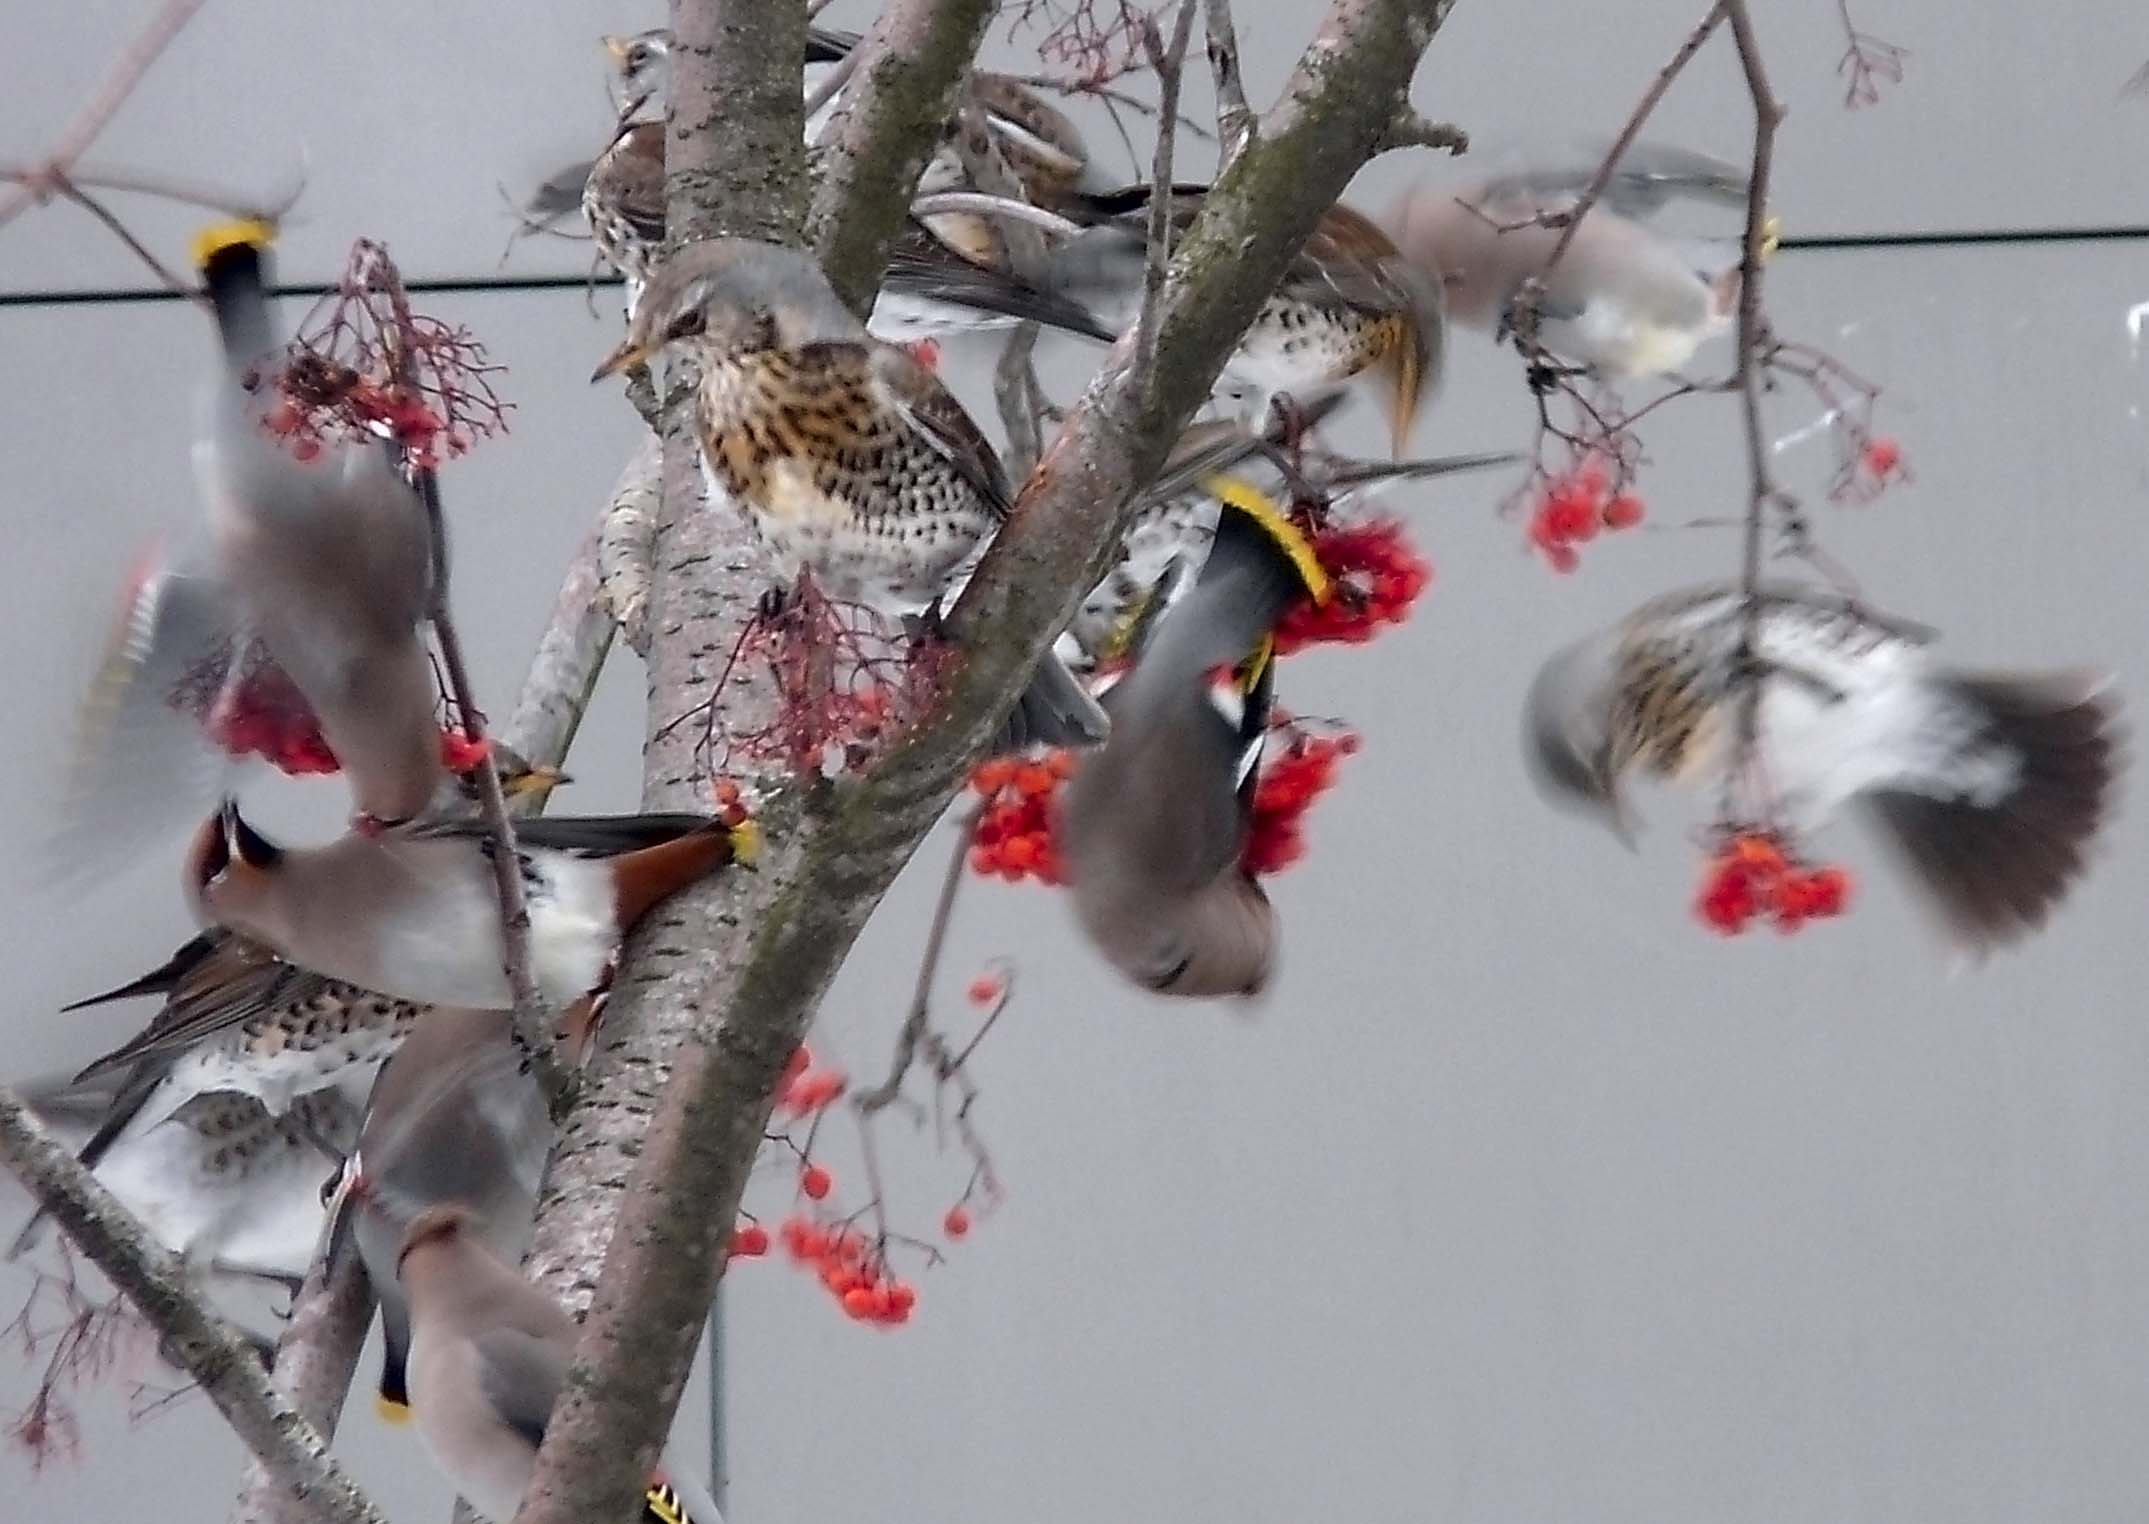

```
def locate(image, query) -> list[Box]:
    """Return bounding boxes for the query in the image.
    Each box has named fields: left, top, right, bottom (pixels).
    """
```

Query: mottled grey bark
left=808, top=0, right=997, bottom=312
left=225, top=1250, right=375, bottom=1524
left=0, top=1091, right=388, bottom=1524
left=514, top=4, right=1461, bottom=1524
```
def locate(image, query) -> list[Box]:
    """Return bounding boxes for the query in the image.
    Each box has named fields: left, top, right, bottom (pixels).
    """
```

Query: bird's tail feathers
left=192, top=220, right=279, bottom=366
left=1864, top=669, right=2121, bottom=952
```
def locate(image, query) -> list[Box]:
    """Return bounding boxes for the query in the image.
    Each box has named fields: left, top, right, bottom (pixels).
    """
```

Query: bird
left=1386, top=141, right=1762, bottom=378
left=1064, top=400, right=1516, bottom=665
left=183, top=805, right=759, bottom=1010
left=590, top=237, right=1108, bottom=751
left=395, top=1203, right=724, bottom=1524
left=580, top=116, right=1111, bottom=341
left=187, top=221, right=445, bottom=832
left=1046, top=185, right=1447, bottom=454
left=605, top=24, right=858, bottom=138
left=323, top=1004, right=569, bottom=1427
left=603, top=25, right=1086, bottom=197
left=10, top=1078, right=359, bottom=1305
left=1523, top=581, right=2124, bottom=951
left=1059, top=477, right=1329, bottom=996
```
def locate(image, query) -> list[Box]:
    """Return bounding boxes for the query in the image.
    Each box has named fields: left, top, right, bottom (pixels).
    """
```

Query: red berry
left=943, top=1205, right=971, bottom=1239
left=1544, top=543, right=1580, bottom=575
left=801, top=1165, right=833, bottom=1200
left=1862, top=437, right=1902, bottom=478
left=842, top=1286, right=877, bottom=1319
left=966, top=974, right=1004, bottom=1007
left=1602, top=495, right=1646, bottom=530
left=731, top=1223, right=769, bottom=1258
left=290, top=437, right=323, bottom=464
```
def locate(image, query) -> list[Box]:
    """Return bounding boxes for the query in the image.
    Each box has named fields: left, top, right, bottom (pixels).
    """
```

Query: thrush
left=11, top=1080, right=358, bottom=1302
left=396, top=1204, right=723, bottom=1524
left=1524, top=582, right=2124, bottom=951
left=1388, top=141, right=1764, bottom=378
left=1060, top=479, right=1329, bottom=997
left=603, top=25, right=1086, bottom=197
left=323, top=1004, right=566, bottom=1427
left=184, top=805, right=758, bottom=1010
left=580, top=117, right=1110, bottom=341
left=605, top=24, right=858, bottom=138
left=1046, top=186, right=1447, bottom=455
left=591, top=238, right=1108, bottom=750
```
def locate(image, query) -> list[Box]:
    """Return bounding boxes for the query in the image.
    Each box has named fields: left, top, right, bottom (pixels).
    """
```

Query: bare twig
left=0, top=159, right=298, bottom=220
left=1203, top=0, right=1256, bottom=165
left=1509, top=1, right=1729, bottom=351
left=1722, top=0, right=1787, bottom=772
left=0, top=0, right=211, bottom=230
left=0, top=1090, right=387, bottom=1524
left=1134, top=0, right=1199, bottom=373
left=802, top=44, right=866, bottom=139
left=856, top=812, right=981, bottom=1114
left=1835, top=0, right=1907, bottom=107
left=994, top=324, right=1048, bottom=476
left=1373, top=109, right=1469, bottom=157
left=908, top=190, right=1085, bottom=240
left=50, top=177, right=196, bottom=294
left=595, top=438, right=664, bottom=661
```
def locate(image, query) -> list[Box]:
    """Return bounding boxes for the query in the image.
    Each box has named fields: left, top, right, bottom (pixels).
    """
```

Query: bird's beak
left=1596, top=771, right=1639, bottom=852
left=601, top=34, right=633, bottom=62
left=1760, top=215, right=1783, bottom=261
left=591, top=337, right=651, bottom=384
left=502, top=765, right=570, bottom=801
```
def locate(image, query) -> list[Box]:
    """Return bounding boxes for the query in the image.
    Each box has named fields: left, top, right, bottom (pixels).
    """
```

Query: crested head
left=594, top=239, right=864, bottom=382
left=183, top=802, right=286, bottom=929
left=395, top=1201, right=476, bottom=1277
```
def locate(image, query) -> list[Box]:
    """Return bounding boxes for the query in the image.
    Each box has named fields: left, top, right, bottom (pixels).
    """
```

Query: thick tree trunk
left=514, top=3, right=1460, bottom=1523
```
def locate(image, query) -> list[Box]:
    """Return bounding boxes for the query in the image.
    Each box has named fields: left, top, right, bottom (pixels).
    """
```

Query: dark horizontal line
left=0, top=270, right=626, bottom=310
left=1780, top=224, right=2149, bottom=251
left=3, top=223, right=2146, bottom=309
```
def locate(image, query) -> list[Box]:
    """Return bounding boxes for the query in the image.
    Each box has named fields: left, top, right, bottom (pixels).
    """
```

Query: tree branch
left=1722, top=0, right=1786, bottom=767
left=1135, top=0, right=1200, bottom=375
left=0, top=1090, right=387, bottom=1524
left=514, top=5, right=1461, bottom=1523
left=1204, top=0, right=1257, bottom=166
left=0, top=0, right=209, bottom=230
left=808, top=0, right=996, bottom=312
left=225, top=1250, right=375, bottom=1524
left=503, top=523, right=619, bottom=785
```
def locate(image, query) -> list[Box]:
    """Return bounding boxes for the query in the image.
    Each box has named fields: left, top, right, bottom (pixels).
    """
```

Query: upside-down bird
left=184, top=806, right=757, bottom=1009
left=1523, top=582, right=2124, bottom=951
left=1059, top=479, right=1330, bottom=997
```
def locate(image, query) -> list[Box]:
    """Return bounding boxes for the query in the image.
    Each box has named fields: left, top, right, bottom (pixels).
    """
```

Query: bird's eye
left=626, top=44, right=650, bottom=70
left=665, top=308, right=707, bottom=342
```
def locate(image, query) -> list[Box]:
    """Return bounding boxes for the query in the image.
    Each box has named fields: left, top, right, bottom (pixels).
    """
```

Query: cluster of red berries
left=1242, top=724, right=1358, bottom=875
left=1272, top=520, right=1432, bottom=654
left=1525, top=462, right=1645, bottom=574
left=773, top=1214, right=919, bottom=1326
left=1695, top=832, right=1852, bottom=935
left=967, top=751, right=1076, bottom=883
left=206, top=683, right=339, bottom=776
left=264, top=374, right=469, bottom=470
left=438, top=727, right=490, bottom=775
left=773, top=1044, right=847, bottom=1118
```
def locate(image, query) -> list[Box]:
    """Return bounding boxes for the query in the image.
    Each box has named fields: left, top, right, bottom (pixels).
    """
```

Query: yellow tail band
left=1198, top=473, right=1331, bottom=605
left=189, top=219, right=276, bottom=272
left=373, top=1393, right=414, bottom=1427
left=727, top=818, right=762, bottom=867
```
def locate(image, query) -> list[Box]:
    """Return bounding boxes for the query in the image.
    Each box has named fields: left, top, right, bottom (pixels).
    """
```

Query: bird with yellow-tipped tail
left=1058, top=477, right=1329, bottom=999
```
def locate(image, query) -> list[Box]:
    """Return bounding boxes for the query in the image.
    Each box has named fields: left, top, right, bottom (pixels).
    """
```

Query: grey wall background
left=4, top=2, right=2149, bottom=1521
